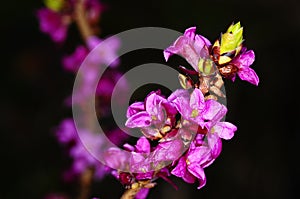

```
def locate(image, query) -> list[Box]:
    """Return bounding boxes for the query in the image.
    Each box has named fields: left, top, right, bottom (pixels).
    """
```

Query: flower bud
left=212, top=22, right=244, bottom=65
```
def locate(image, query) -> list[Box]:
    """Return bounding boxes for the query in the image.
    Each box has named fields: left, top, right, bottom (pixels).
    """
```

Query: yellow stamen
left=151, top=115, right=157, bottom=120
left=186, top=159, right=190, bottom=165
left=191, top=109, right=199, bottom=118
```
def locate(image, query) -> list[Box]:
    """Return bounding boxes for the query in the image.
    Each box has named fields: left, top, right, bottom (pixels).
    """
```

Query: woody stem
left=74, top=0, right=94, bottom=41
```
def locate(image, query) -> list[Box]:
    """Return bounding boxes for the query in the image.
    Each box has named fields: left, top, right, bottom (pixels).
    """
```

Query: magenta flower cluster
left=106, top=26, right=259, bottom=198
left=164, top=27, right=259, bottom=85
left=110, top=88, right=236, bottom=192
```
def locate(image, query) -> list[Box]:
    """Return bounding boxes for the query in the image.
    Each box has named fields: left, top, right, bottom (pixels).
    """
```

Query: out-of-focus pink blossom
left=86, top=36, right=121, bottom=67
left=36, top=8, right=70, bottom=43
left=62, top=46, right=89, bottom=72
left=55, top=118, right=77, bottom=144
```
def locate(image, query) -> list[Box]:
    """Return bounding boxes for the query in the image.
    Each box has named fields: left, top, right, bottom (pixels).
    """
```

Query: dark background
left=1, top=0, right=299, bottom=198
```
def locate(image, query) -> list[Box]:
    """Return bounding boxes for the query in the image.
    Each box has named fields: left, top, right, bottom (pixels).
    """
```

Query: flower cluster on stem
left=110, top=22, right=259, bottom=199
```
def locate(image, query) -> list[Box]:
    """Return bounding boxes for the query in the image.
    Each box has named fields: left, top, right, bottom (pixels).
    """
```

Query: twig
left=77, top=167, right=95, bottom=199
left=74, top=0, right=94, bottom=41
left=120, top=181, right=156, bottom=199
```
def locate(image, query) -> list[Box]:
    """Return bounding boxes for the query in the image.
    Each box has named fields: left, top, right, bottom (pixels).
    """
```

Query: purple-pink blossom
left=230, top=48, right=259, bottom=85
left=168, top=88, right=227, bottom=130
left=55, top=118, right=112, bottom=181
left=64, top=129, right=110, bottom=180
left=164, top=27, right=211, bottom=71
left=62, top=46, right=89, bottom=72
left=36, top=8, right=70, bottom=43
left=86, top=35, right=121, bottom=67
left=55, top=118, right=77, bottom=144
left=125, top=91, right=177, bottom=139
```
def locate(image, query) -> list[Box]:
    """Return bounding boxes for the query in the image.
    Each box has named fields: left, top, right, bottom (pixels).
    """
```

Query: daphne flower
left=67, top=129, right=110, bottom=180
left=229, top=48, right=259, bottom=85
left=168, top=88, right=227, bottom=130
left=109, top=137, right=173, bottom=181
left=210, top=121, right=237, bottom=140
left=164, top=27, right=211, bottom=71
left=36, top=8, right=70, bottom=43
left=125, top=91, right=177, bottom=139
left=62, top=46, right=89, bottom=72
left=85, top=0, right=105, bottom=25
left=55, top=119, right=110, bottom=180
left=171, top=143, right=214, bottom=189
left=86, top=35, right=121, bottom=67
left=149, top=138, right=185, bottom=169
left=55, top=118, right=77, bottom=144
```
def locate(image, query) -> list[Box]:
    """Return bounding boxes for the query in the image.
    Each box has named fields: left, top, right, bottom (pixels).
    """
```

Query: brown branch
left=120, top=181, right=156, bottom=199
left=77, top=167, right=95, bottom=199
left=74, top=0, right=94, bottom=41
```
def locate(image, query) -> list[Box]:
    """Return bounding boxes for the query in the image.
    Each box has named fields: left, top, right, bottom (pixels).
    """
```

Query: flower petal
left=183, top=27, right=196, bottom=39
left=168, top=89, right=190, bottom=116
left=125, top=111, right=151, bottom=128
left=187, top=145, right=211, bottom=165
left=190, top=88, right=205, bottom=111
left=236, top=50, right=255, bottom=69
left=187, top=163, right=206, bottom=185
left=126, top=102, right=145, bottom=118
left=238, top=67, right=259, bottom=86
left=136, top=188, right=150, bottom=199
left=197, top=176, right=207, bottom=189
left=207, top=133, right=222, bottom=160
left=202, top=99, right=227, bottom=128
left=171, top=157, right=196, bottom=184
left=194, top=34, right=211, bottom=54
left=135, top=136, right=151, bottom=153
left=214, top=121, right=237, bottom=140
left=151, top=139, right=184, bottom=166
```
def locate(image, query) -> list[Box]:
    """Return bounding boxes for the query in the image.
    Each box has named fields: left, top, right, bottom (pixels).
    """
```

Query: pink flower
left=55, top=118, right=77, bottom=144
left=86, top=35, right=121, bottom=67
left=171, top=144, right=213, bottom=189
left=55, top=119, right=112, bottom=181
left=125, top=91, right=177, bottom=139
left=85, top=0, right=105, bottom=25
left=36, top=8, right=70, bottom=43
left=210, top=121, right=237, bottom=140
left=168, top=88, right=227, bottom=130
left=230, top=48, right=259, bottom=85
left=62, top=46, right=89, bottom=72
left=66, top=130, right=110, bottom=180
left=164, top=27, right=211, bottom=71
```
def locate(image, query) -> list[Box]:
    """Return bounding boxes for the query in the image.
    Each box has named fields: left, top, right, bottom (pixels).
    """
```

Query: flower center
left=186, top=158, right=191, bottom=165
left=191, top=109, right=199, bottom=118
left=151, top=115, right=157, bottom=120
